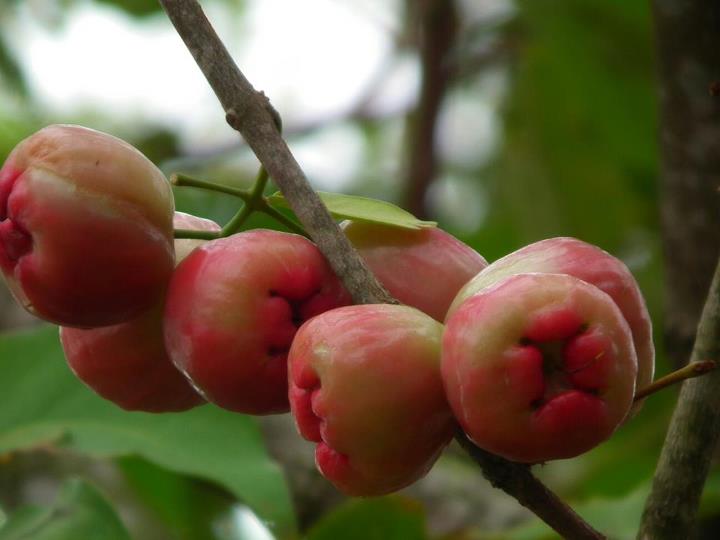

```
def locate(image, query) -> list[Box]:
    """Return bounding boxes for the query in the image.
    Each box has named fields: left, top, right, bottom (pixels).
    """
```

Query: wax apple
left=0, top=125, right=175, bottom=327
left=289, top=304, right=453, bottom=496
left=59, top=212, right=217, bottom=412
left=448, top=237, right=654, bottom=400
left=342, top=221, right=487, bottom=321
left=443, top=273, right=637, bottom=463
left=164, top=230, right=351, bottom=414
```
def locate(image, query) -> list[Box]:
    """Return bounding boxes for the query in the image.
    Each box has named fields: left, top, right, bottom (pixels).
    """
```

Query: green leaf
left=117, top=456, right=232, bottom=540
left=268, top=191, right=436, bottom=230
left=0, top=507, right=6, bottom=529
left=306, top=496, right=428, bottom=540
left=0, top=479, right=130, bottom=540
left=0, top=326, right=295, bottom=539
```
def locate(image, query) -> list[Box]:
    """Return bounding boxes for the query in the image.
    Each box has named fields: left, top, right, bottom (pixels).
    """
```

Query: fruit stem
left=171, top=173, right=252, bottom=201
left=173, top=228, right=220, bottom=240
left=171, top=168, right=309, bottom=237
left=257, top=204, right=309, bottom=237
left=219, top=167, right=268, bottom=236
left=633, top=360, right=717, bottom=402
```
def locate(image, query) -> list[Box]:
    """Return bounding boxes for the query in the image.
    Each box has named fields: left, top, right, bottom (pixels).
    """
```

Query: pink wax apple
left=342, top=221, right=487, bottom=321
left=448, top=237, right=654, bottom=405
left=0, top=125, right=175, bottom=327
left=443, top=273, right=637, bottom=463
left=60, top=304, right=204, bottom=412
left=59, top=213, right=219, bottom=412
left=163, top=229, right=351, bottom=414
left=289, top=304, right=454, bottom=496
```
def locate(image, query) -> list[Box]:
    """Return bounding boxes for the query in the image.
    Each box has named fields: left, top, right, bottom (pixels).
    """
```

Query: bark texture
left=654, top=0, right=720, bottom=364
left=639, top=4, right=720, bottom=537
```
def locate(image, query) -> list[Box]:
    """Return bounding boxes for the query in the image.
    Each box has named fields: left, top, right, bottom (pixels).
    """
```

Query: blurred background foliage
left=0, top=0, right=711, bottom=538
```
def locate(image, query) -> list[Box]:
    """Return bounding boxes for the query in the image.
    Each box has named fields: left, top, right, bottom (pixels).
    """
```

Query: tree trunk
left=655, top=0, right=720, bottom=366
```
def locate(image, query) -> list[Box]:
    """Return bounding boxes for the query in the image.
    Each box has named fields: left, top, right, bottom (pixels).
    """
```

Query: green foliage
left=306, top=497, right=428, bottom=540
left=0, top=35, right=27, bottom=97
left=472, top=0, right=657, bottom=262
left=0, top=479, right=130, bottom=540
left=0, top=327, right=295, bottom=538
left=269, top=191, right=436, bottom=230
left=117, top=456, right=233, bottom=540
left=94, top=0, right=161, bottom=18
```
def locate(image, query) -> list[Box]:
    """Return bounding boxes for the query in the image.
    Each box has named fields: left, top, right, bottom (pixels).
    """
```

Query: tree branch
left=456, top=430, right=605, bottom=540
left=637, top=2, right=720, bottom=538
left=158, top=2, right=604, bottom=538
left=652, top=0, right=720, bottom=367
left=638, top=255, right=720, bottom=539
left=157, top=0, right=394, bottom=306
left=403, top=0, right=458, bottom=218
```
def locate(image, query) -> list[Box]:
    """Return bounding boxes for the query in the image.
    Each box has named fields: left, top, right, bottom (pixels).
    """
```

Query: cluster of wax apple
left=0, top=125, right=654, bottom=497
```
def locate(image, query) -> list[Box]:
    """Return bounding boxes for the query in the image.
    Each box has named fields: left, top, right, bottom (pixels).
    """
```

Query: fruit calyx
left=0, top=166, right=31, bottom=272
left=513, top=309, right=612, bottom=416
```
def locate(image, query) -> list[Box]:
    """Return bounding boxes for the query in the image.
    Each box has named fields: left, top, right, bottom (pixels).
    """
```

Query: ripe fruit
left=289, top=304, right=453, bottom=496
left=443, top=272, right=637, bottom=463
left=0, top=124, right=175, bottom=327
left=59, top=213, right=218, bottom=412
left=60, top=305, right=204, bottom=412
left=342, top=221, right=487, bottom=321
left=448, top=237, right=654, bottom=402
left=163, top=229, right=351, bottom=414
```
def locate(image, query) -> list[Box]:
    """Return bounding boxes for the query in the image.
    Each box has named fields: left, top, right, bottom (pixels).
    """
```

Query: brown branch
left=653, top=0, right=720, bottom=368
left=638, top=256, right=720, bottom=539
left=633, top=361, right=716, bottom=402
left=157, top=0, right=394, bottom=307
left=455, top=430, right=605, bottom=540
left=638, top=2, right=720, bottom=538
left=158, top=2, right=604, bottom=538
left=403, top=0, right=458, bottom=219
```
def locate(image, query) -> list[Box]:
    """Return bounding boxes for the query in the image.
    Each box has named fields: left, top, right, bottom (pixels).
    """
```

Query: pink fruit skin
left=0, top=125, right=175, bottom=328
left=342, top=221, right=487, bottom=321
left=164, top=230, right=351, bottom=414
left=443, top=273, right=638, bottom=463
left=60, top=305, right=204, bottom=412
left=59, top=213, right=219, bottom=412
left=289, top=304, right=453, bottom=496
left=448, top=237, right=654, bottom=406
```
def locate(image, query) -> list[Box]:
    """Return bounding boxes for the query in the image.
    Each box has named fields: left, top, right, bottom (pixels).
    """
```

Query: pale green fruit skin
left=289, top=304, right=454, bottom=496
left=448, top=237, right=654, bottom=410
left=342, top=220, right=487, bottom=321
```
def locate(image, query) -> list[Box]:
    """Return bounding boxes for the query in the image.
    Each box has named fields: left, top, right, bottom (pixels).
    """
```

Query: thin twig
left=158, top=2, right=605, bottom=539
left=633, top=361, right=716, bottom=402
